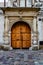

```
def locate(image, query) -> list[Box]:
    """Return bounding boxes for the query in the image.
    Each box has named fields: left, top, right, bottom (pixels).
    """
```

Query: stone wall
left=38, top=17, right=43, bottom=41
left=0, top=14, right=4, bottom=44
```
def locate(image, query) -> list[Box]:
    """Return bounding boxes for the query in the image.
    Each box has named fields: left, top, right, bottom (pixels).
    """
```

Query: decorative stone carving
left=32, top=17, right=39, bottom=49
left=2, top=8, right=40, bottom=49
left=3, top=16, right=10, bottom=48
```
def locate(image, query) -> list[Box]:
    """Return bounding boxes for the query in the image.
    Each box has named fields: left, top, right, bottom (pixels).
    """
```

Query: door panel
left=11, top=41, right=16, bottom=48
left=23, top=34, right=31, bottom=40
left=11, top=22, right=31, bottom=48
left=16, top=41, right=21, bottom=48
left=23, top=41, right=27, bottom=48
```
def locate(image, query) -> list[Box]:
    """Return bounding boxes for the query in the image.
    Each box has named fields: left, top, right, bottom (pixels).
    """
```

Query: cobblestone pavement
left=0, top=49, right=43, bottom=65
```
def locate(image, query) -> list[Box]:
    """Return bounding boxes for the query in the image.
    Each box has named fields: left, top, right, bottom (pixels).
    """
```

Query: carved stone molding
left=2, top=7, right=40, bottom=49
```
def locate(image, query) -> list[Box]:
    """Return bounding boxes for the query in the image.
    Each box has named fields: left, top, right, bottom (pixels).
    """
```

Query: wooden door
left=11, top=22, right=31, bottom=48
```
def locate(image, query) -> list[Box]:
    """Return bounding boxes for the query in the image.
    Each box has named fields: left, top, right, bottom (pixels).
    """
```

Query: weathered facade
left=0, top=0, right=43, bottom=50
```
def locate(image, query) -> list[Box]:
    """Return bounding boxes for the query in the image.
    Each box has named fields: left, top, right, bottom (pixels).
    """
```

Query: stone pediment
left=1, top=7, right=40, bottom=49
left=1, top=7, right=40, bottom=17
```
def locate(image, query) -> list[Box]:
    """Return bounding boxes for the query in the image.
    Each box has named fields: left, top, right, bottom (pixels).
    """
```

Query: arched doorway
left=11, top=21, right=31, bottom=49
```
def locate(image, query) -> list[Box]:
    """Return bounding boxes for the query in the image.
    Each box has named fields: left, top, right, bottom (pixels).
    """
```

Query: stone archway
left=11, top=21, right=31, bottom=49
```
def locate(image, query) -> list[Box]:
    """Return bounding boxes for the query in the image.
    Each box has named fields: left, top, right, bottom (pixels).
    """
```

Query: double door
left=11, top=22, right=31, bottom=48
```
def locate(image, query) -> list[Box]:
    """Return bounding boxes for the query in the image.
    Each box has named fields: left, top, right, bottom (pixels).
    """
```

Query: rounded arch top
left=11, top=21, right=31, bottom=31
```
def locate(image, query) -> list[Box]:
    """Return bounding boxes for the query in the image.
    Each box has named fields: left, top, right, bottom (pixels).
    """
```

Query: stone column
left=3, top=16, right=10, bottom=48
left=17, top=0, right=20, bottom=7
left=4, top=16, right=9, bottom=32
left=8, top=0, right=12, bottom=7
left=8, top=31, right=13, bottom=50
left=32, top=17, right=39, bottom=49
left=33, top=17, right=37, bottom=32
left=32, top=0, right=35, bottom=6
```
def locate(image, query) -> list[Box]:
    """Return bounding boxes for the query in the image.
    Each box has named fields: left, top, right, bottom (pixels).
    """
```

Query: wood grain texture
left=11, top=22, right=31, bottom=48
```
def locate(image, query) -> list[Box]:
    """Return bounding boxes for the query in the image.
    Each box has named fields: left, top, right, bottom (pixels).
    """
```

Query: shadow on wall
left=39, top=41, right=43, bottom=45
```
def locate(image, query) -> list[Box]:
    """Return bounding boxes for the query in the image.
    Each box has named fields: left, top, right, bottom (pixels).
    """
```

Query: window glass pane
left=20, top=0, right=25, bottom=7
left=40, top=0, right=43, bottom=1
left=0, top=0, right=4, bottom=2
left=35, top=0, right=39, bottom=2
left=26, top=0, right=31, bottom=7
